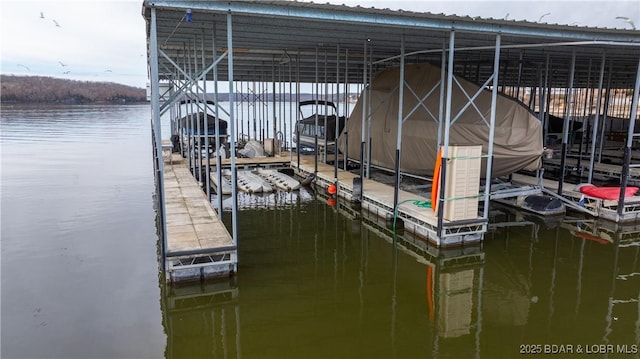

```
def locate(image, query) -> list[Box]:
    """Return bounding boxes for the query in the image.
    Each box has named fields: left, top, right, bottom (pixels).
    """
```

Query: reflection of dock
left=330, top=195, right=485, bottom=340
left=488, top=204, right=640, bottom=347
left=163, top=280, right=240, bottom=359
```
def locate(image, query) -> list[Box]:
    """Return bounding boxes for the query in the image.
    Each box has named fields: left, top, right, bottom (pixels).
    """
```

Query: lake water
left=2, top=104, right=639, bottom=358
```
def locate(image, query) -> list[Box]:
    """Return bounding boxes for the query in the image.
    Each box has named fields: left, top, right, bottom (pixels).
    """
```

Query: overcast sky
left=1, top=0, right=638, bottom=89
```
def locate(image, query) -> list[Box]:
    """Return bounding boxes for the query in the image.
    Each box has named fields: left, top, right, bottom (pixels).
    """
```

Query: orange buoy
left=327, top=184, right=337, bottom=195
left=327, top=197, right=336, bottom=207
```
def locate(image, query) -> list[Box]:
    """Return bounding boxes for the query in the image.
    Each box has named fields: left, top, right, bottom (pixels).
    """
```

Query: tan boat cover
left=338, top=63, right=543, bottom=177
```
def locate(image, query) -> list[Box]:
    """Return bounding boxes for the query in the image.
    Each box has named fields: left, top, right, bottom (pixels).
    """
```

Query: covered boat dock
left=142, top=1, right=640, bottom=282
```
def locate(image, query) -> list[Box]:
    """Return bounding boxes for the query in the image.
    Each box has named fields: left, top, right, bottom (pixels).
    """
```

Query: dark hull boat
left=295, top=100, right=346, bottom=154
left=177, top=112, right=228, bottom=157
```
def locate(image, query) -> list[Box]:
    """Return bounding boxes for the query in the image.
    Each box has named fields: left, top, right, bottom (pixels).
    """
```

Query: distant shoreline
left=1, top=75, right=360, bottom=105
left=1, top=75, right=147, bottom=104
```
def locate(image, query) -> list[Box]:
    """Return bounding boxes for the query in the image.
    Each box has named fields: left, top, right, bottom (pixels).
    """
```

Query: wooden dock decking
left=291, top=155, right=486, bottom=247
left=163, top=154, right=236, bottom=283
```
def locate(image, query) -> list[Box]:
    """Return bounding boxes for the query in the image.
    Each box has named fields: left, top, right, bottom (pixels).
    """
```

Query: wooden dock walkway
left=291, top=155, right=486, bottom=247
left=163, top=154, right=236, bottom=283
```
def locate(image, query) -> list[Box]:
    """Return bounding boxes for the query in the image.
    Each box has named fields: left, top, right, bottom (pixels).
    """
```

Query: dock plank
left=163, top=162, right=233, bottom=254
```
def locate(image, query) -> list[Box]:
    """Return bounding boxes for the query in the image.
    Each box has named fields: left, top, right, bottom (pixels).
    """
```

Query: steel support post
left=193, top=39, right=203, bottom=185
left=366, top=46, right=373, bottom=179
left=201, top=30, right=211, bottom=201
left=482, top=34, right=501, bottom=220
left=558, top=51, right=576, bottom=195
left=324, top=49, right=329, bottom=164
left=289, top=60, right=293, bottom=158
left=437, top=41, right=446, bottom=152
left=335, top=44, right=340, bottom=181
left=598, top=61, right=614, bottom=162
left=272, top=63, right=277, bottom=150
left=588, top=53, right=606, bottom=183
left=212, top=28, right=223, bottom=220
left=314, top=47, right=319, bottom=176
left=150, top=8, right=167, bottom=272
left=577, top=59, right=592, bottom=172
left=437, top=30, right=455, bottom=241
left=540, top=54, right=550, bottom=133
left=617, top=57, right=640, bottom=218
left=344, top=49, right=349, bottom=171
left=360, top=39, right=368, bottom=186
left=393, top=36, right=405, bottom=228
left=227, top=14, right=239, bottom=265
left=296, top=50, right=301, bottom=171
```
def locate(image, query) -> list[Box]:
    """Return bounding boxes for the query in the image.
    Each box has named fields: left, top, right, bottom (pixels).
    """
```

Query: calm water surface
left=2, top=104, right=639, bottom=358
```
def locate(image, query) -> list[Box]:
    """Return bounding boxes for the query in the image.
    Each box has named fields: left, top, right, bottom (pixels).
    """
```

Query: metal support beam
left=201, top=30, right=211, bottom=202
left=588, top=53, right=606, bottom=183
left=324, top=49, right=329, bottom=164
left=212, top=27, right=223, bottom=220
left=150, top=7, right=168, bottom=272
left=296, top=49, right=301, bottom=171
left=437, top=41, right=446, bottom=151
left=359, top=39, right=368, bottom=198
left=193, top=39, right=202, bottom=185
left=227, top=13, right=239, bottom=270
left=344, top=48, right=349, bottom=171
left=617, top=57, right=640, bottom=218
left=393, top=35, right=405, bottom=230
left=437, top=30, right=455, bottom=241
left=334, top=44, right=340, bottom=181
left=366, top=45, right=374, bottom=179
left=314, top=47, right=319, bottom=177
left=558, top=50, right=576, bottom=195
left=482, top=34, right=501, bottom=220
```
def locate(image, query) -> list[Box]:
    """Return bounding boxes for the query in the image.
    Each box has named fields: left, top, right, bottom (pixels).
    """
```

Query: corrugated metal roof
left=142, top=0, right=640, bottom=88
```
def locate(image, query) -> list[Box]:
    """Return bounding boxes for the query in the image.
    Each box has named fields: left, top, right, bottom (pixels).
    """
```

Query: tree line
left=0, top=75, right=148, bottom=104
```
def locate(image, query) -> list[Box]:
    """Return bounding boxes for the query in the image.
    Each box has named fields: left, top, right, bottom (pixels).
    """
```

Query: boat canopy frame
left=143, top=0, right=640, bottom=254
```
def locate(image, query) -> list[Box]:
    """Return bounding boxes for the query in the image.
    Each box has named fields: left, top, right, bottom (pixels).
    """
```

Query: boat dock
left=143, top=1, right=640, bottom=284
left=219, top=154, right=291, bottom=170
left=510, top=173, right=640, bottom=223
left=543, top=156, right=640, bottom=185
left=163, top=154, right=237, bottom=283
left=292, top=156, right=486, bottom=247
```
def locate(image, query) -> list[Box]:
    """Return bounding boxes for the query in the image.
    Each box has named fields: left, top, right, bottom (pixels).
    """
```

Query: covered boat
left=296, top=100, right=346, bottom=153
left=179, top=112, right=228, bottom=139
left=178, top=112, right=229, bottom=157
left=338, top=63, right=543, bottom=177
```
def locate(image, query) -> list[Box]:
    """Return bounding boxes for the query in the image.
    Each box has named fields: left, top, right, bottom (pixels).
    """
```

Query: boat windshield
left=298, top=101, right=338, bottom=119
left=299, top=122, right=325, bottom=138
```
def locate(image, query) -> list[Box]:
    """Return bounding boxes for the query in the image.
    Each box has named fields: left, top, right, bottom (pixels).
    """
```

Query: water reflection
left=162, top=280, right=241, bottom=358
left=487, top=206, right=640, bottom=356
left=218, top=186, right=315, bottom=211
left=161, top=195, right=640, bottom=358
left=2, top=104, right=164, bottom=359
